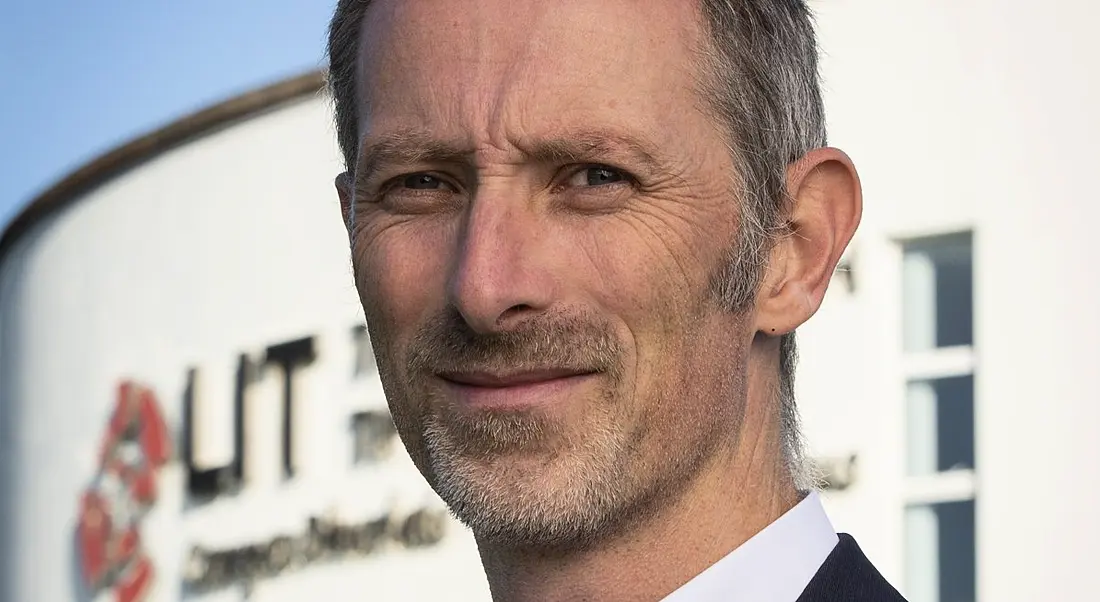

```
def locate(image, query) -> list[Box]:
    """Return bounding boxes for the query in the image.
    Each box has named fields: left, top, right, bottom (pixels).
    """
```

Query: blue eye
left=568, top=166, right=626, bottom=187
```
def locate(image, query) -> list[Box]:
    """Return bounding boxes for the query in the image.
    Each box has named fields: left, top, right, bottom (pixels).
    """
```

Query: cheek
left=574, top=214, right=712, bottom=333
left=568, top=222, right=703, bottom=392
left=568, top=212, right=735, bottom=414
left=353, top=220, right=453, bottom=349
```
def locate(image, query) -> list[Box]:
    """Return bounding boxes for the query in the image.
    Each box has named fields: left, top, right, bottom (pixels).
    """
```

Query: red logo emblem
left=77, top=381, right=171, bottom=602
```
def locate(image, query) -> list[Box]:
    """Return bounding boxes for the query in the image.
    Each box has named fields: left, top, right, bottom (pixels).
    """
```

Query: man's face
left=348, top=0, right=757, bottom=548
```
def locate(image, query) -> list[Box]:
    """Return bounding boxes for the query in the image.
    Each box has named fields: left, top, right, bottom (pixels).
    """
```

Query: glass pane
left=905, top=500, right=976, bottom=602
left=906, top=375, right=975, bottom=475
left=351, top=410, right=396, bottom=464
left=902, top=233, right=973, bottom=351
left=352, top=325, right=376, bottom=377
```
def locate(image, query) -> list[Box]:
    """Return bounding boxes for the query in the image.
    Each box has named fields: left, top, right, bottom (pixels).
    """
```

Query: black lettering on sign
left=183, top=508, right=448, bottom=593
left=182, top=354, right=257, bottom=498
left=263, top=337, right=316, bottom=479
left=183, top=329, right=397, bottom=501
left=183, top=336, right=316, bottom=498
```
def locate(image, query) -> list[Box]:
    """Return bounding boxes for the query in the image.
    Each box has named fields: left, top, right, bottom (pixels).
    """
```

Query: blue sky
left=0, top=1, right=337, bottom=228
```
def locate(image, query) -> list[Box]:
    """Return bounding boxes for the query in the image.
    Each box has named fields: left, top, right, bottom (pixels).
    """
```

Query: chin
left=419, top=411, right=641, bottom=551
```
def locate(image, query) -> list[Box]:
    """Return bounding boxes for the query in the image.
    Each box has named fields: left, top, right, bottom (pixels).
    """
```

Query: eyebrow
left=523, top=132, right=665, bottom=175
left=357, top=130, right=472, bottom=181
left=355, top=128, right=667, bottom=182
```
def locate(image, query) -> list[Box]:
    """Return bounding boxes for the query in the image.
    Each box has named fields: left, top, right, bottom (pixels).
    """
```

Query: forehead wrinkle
left=355, top=1, right=709, bottom=175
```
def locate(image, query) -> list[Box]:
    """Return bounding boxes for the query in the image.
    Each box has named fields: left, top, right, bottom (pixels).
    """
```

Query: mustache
left=407, top=309, right=623, bottom=377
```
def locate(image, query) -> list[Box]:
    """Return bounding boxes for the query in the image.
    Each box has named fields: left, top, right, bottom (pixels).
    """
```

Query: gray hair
left=326, top=0, right=826, bottom=489
left=694, top=0, right=827, bottom=489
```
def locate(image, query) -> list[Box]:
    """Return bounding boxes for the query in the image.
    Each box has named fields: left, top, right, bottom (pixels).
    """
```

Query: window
left=350, top=410, right=397, bottom=464
left=905, top=500, right=976, bottom=602
left=352, top=325, right=376, bottom=377
left=902, top=233, right=973, bottom=352
left=900, top=232, right=976, bottom=602
left=906, top=375, right=974, bottom=476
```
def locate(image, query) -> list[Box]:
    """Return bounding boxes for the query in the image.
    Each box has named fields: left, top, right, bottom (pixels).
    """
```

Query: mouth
left=436, top=368, right=597, bottom=410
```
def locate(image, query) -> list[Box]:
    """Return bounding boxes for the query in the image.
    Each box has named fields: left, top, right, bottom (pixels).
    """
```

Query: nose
left=448, top=191, right=555, bottom=333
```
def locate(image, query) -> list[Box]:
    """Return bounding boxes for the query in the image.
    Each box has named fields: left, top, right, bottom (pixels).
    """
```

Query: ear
left=335, top=171, right=353, bottom=231
left=753, top=148, right=862, bottom=335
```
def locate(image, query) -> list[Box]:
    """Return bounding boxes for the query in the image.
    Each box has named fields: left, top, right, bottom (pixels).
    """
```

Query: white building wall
left=799, top=1, right=1100, bottom=600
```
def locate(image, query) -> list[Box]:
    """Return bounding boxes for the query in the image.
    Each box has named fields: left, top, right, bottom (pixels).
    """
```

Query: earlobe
left=335, top=172, right=353, bottom=229
left=753, top=148, right=862, bottom=336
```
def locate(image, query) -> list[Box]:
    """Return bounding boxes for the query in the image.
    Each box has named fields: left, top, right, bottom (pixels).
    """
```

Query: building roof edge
left=0, top=69, right=328, bottom=260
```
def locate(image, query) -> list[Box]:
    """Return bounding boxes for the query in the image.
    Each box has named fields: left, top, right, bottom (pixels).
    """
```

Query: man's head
left=328, top=0, right=860, bottom=551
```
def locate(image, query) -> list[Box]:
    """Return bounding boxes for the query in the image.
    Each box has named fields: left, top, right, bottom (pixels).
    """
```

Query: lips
left=436, top=368, right=597, bottom=410
left=438, top=369, right=588, bottom=387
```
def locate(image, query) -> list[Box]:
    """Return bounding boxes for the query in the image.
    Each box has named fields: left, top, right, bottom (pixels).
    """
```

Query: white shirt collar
left=661, top=492, right=839, bottom=602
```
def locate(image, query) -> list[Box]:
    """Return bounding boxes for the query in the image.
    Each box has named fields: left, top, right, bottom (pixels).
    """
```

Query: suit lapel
left=795, top=534, right=907, bottom=602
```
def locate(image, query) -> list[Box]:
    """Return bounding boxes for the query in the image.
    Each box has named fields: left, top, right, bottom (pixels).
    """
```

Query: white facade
left=1, top=2, right=1098, bottom=601
left=799, top=1, right=1100, bottom=601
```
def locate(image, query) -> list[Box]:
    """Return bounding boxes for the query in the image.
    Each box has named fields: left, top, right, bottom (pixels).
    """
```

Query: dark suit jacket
left=795, top=534, right=907, bottom=602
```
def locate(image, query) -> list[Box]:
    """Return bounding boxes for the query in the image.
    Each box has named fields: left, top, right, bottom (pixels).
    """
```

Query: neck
left=475, top=381, right=801, bottom=602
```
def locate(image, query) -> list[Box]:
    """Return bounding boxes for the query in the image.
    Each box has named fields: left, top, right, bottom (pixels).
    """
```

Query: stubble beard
left=372, top=308, right=728, bottom=553
left=378, top=308, right=695, bottom=554
left=391, top=309, right=644, bottom=551
left=415, top=372, right=727, bottom=554
left=421, top=387, right=639, bottom=551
